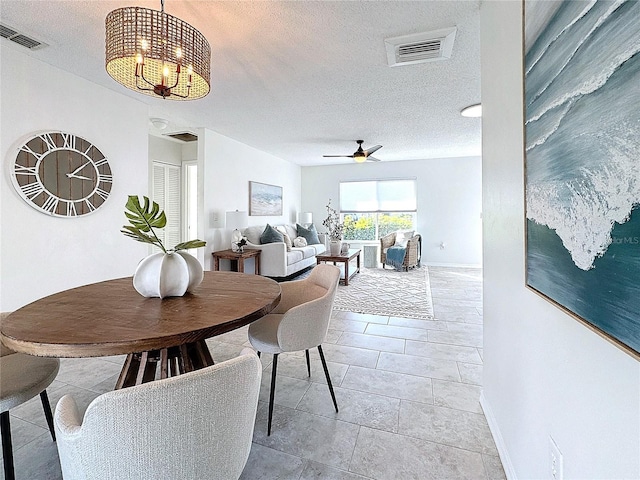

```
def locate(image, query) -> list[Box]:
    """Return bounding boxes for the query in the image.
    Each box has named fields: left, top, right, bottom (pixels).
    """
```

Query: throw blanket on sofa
left=385, top=246, right=406, bottom=269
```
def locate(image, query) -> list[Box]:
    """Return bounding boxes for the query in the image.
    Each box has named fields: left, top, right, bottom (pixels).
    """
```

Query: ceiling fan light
left=353, top=155, right=367, bottom=163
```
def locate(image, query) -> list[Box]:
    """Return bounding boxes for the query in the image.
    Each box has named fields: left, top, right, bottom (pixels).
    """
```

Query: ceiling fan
left=323, top=140, right=382, bottom=163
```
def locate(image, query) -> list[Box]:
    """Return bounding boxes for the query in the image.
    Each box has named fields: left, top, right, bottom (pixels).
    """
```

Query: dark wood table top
left=1, top=271, right=281, bottom=358
left=316, top=248, right=361, bottom=262
left=212, top=248, right=261, bottom=259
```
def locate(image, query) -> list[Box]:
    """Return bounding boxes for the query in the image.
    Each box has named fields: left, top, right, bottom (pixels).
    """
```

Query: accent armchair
left=380, top=231, right=422, bottom=271
left=54, top=349, right=262, bottom=480
left=248, top=264, right=341, bottom=435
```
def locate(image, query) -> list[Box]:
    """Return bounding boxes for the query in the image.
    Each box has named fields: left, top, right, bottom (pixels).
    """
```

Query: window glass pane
left=342, top=213, right=376, bottom=241
left=339, top=180, right=416, bottom=240
left=379, top=213, right=416, bottom=237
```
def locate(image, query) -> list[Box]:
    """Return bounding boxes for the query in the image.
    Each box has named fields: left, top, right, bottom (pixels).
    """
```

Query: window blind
left=339, top=179, right=417, bottom=212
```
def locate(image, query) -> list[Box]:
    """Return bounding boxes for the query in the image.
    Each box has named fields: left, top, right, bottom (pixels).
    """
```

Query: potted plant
left=122, top=195, right=206, bottom=298
left=322, top=199, right=344, bottom=255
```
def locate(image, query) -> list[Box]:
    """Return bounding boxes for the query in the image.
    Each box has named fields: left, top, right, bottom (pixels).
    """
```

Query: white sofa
left=243, top=224, right=326, bottom=278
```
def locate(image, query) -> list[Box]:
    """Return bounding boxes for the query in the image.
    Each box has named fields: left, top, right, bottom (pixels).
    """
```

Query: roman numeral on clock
left=21, top=182, right=45, bottom=199
left=14, top=165, right=38, bottom=176
left=42, top=195, right=59, bottom=214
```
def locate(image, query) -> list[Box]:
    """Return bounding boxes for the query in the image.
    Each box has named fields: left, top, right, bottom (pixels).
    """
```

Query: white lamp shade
left=299, top=212, right=313, bottom=225
left=226, top=211, right=248, bottom=230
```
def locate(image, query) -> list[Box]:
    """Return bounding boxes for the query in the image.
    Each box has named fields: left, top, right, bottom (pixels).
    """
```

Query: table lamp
left=299, top=212, right=313, bottom=227
left=226, top=210, right=248, bottom=249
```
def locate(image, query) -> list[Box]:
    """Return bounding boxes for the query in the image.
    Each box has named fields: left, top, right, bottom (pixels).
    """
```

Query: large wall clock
left=11, top=131, right=113, bottom=217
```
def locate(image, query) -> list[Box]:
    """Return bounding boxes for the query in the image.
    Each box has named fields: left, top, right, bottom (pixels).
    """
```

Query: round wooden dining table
left=0, top=271, right=281, bottom=389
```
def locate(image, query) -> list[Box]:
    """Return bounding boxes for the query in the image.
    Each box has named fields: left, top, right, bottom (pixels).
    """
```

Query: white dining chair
left=54, top=348, right=262, bottom=480
left=248, top=264, right=341, bottom=435
left=0, top=342, right=60, bottom=480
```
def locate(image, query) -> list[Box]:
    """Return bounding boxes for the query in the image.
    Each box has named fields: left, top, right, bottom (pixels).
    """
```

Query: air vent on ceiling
left=385, top=27, right=457, bottom=67
left=0, top=23, right=46, bottom=50
left=164, top=131, right=198, bottom=143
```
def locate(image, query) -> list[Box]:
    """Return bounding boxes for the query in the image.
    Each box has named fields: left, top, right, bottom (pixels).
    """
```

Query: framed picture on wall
left=524, top=0, right=640, bottom=357
left=249, top=181, right=283, bottom=216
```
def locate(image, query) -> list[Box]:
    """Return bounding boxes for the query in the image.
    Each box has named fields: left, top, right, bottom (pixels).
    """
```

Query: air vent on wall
left=0, top=23, right=46, bottom=50
left=385, top=27, right=457, bottom=67
left=163, top=131, right=198, bottom=143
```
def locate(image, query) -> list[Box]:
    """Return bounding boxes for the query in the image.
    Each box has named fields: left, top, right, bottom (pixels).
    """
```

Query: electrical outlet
left=549, top=436, right=563, bottom=480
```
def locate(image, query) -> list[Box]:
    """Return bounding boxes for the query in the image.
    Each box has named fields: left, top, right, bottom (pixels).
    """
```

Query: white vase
left=133, top=251, right=204, bottom=298
left=329, top=240, right=342, bottom=255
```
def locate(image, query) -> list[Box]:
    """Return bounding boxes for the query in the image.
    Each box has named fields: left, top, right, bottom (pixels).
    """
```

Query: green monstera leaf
left=121, top=195, right=206, bottom=253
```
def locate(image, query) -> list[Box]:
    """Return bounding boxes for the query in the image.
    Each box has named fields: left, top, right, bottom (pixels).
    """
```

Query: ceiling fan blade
left=367, top=156, right=382, bottom=162
left=323, top=155, right=354, bottom=158
left=364, top=145, right=382, bottom=156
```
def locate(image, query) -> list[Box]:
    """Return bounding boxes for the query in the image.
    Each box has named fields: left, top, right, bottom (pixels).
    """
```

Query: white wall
left=148, top=135, right=183, bottom=166
left=0, top=45, right=149, bottom=312
left=301, top=157, right=482, bottom=266
left=480, top=3, right=640, bottom=479
left=197, top=128, right=301, bottom=270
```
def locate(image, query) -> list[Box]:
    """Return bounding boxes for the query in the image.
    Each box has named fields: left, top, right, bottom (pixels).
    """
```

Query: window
left=339, top=180, right=417, bottom=241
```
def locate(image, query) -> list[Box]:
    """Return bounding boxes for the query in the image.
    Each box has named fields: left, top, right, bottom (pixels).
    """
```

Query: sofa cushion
left=243, top=225, right=264, bottom=245
left=275, top=226, right=292, bottom=252
left=309, top=243, right=326, bottom=255
left=283, top=225, right=297, bottom=240
left=260, top=224, right=284, bottom=244
left=296, top=246, right=317, bottom=260
left=286, top=249, right=304, bottom=265
left=296, top=223, right=320, bottom=245
left=394, top=230, right=415, bottom=248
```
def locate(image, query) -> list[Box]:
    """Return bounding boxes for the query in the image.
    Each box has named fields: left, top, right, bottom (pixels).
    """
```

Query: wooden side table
left=212, top=248, right=261, bottom=274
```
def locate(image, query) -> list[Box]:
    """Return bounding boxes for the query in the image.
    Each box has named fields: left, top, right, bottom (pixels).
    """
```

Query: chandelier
left=105, top=0, right=211, bottom=100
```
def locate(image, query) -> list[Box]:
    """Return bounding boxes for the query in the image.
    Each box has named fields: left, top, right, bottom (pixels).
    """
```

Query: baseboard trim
left=480, top=391, right=517, bottom=480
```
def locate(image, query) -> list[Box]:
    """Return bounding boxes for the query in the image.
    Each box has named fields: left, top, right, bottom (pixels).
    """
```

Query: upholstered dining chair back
left=54, top=349, right=262, bottom=480
left=1, top=329, right=60, bottom=480
left=247, top=264, right=341, bottom=435
left=274, top=263, right=340, bottom=352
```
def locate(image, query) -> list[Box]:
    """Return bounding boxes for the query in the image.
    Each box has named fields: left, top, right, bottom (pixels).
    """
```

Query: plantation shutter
left=152, top=162, right=181, bottom=249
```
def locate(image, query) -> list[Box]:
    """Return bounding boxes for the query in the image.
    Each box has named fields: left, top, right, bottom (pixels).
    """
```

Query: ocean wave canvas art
left=249, top=181, right=283, bottom=216
left=525, top=0, right=640, bottom=357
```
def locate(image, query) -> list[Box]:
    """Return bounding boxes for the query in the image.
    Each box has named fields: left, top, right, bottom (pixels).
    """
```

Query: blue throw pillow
left=296, top=223, right=320, bottom=245
left=260, top=224, right=284, bottom=244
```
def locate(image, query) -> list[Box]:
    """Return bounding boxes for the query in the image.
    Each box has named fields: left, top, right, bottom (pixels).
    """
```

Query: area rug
left=333, top=265, right=434, bottom=319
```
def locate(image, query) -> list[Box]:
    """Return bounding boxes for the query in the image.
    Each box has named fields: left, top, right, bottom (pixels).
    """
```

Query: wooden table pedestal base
left=115, top=340, right=215, bottom=389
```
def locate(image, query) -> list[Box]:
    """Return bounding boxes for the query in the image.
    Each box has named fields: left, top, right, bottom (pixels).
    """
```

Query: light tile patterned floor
left=2, top=266, right=505, bottom=479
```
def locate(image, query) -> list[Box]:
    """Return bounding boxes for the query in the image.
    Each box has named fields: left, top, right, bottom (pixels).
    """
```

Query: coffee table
left=316, top=248, right=361, bottom=286
left=0, top=272, right=281, bottom=389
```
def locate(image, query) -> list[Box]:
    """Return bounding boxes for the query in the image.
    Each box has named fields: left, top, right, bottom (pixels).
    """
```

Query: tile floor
left=2, top=266, right=505, bottom=479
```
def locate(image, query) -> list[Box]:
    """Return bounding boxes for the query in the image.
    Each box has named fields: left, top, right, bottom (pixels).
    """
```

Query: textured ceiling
left=0, top=1, right=481, bottom=166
